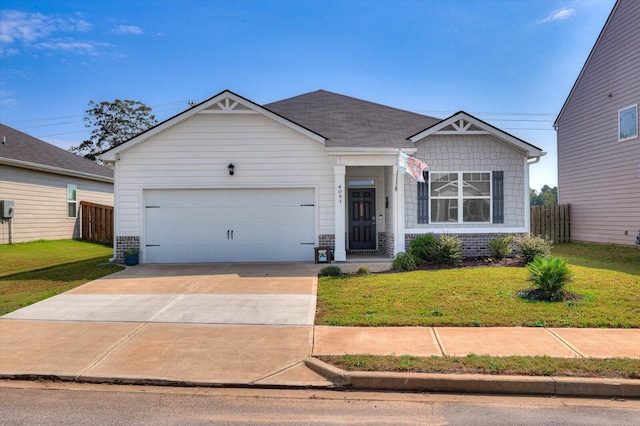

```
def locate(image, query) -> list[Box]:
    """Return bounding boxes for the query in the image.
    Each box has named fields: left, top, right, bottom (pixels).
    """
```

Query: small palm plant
left=526, top=256, right=574, bottom=301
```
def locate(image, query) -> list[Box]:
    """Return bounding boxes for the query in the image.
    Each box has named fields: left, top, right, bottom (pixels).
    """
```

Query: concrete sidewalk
left=313, top=326, right=640, bottom=359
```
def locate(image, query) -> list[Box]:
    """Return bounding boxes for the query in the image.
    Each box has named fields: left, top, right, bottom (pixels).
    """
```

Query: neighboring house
left=555, top=0, right=640, bottom=246
left=100, top=90, right=544, bottom=264
left=0, top=124, right=114, bottom=244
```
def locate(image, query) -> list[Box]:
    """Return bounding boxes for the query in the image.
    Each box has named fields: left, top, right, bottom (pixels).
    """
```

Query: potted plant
left=124, top=248, right=140, bottom=266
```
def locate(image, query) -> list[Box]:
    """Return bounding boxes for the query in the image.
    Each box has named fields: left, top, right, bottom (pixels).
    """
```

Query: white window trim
left=67, top=184, right=77, bottom=219
left=618, top=104, right=638, bottom=142
left=430, top=171, right=492, bottom=224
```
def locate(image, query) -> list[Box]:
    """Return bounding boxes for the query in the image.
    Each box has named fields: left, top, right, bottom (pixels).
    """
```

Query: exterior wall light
left=228, top=163, right=235, bottom=175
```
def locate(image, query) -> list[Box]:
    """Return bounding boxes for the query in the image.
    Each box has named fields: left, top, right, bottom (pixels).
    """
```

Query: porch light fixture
left=228, top=163, right=235, bottom=175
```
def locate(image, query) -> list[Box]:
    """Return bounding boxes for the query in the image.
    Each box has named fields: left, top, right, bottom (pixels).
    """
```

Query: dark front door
left=348, top=188, right=376, bottom=250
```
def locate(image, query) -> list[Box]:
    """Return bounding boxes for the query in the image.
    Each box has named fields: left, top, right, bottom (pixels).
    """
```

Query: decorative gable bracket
left=198, top=97, right=258, bottom=114
left=408, top=111, right=545, bottom=158
left=435, top=118, right=489, bottom=135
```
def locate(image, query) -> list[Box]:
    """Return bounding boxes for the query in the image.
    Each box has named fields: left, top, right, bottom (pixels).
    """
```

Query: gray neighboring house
left=0, top=124, right=114, bottom=244
left=100, top=89, right=544, bottom=264
left=555, top=0, right=640, bottom=247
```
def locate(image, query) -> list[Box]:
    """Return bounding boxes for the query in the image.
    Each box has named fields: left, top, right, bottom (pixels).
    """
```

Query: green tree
left=530, top=185, right=558, bottom=206
left=70, top=99, right=157, bottom=161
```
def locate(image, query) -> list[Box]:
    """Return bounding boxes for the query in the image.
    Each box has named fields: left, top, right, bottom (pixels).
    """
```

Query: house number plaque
left=337, top=184, right=343, bottom=204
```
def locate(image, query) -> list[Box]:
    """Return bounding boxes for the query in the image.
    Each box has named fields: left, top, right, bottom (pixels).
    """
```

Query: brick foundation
left=116, top=236, right=140, bottom=264
left=405, top=232, right=527, bottom=258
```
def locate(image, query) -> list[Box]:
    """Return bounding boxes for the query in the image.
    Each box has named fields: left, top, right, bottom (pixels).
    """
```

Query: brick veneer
left=116, top=235, right=140, bottom=263
left=405, top=232, right=527, bottom=257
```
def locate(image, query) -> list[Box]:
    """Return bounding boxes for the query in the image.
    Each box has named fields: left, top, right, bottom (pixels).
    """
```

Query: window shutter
left=417, top=171, right=429, bottom=224
left=492, top=171, right=504, bottom=224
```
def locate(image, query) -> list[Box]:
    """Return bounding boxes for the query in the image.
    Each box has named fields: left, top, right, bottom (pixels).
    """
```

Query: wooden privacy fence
left=530, top=204, right=571, bottom=243
left=80, top=201, right=114, bottom=245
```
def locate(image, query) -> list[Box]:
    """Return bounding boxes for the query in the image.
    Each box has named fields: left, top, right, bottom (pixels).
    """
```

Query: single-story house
left=99, top=90, right=544, bottom=263
left=0, top=124, right=114, bottom=244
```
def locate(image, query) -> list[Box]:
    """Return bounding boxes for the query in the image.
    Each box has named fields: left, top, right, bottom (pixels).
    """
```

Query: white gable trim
left=99, top=90, right=326, bottom=162
left=409, top=111, right=545, bottom=158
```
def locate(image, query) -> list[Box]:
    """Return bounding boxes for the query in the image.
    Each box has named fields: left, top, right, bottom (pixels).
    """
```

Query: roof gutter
left=527, top=151, right=546, bottom=165
left=325, top=147, right=417, bottom=156
left=0, top=157, right=114, bottom=183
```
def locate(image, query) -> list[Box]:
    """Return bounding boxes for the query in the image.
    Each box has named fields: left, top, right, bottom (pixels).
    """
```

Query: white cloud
left=0, top=90, right=17, bottom=106
left=35, top=41, right=96, bottom=55
left=112, top=25, right=143, bottom=35
left=0, top=10, right=92, bottom=43
left=0, top=10, right=93, bottom=55
left=539, top=7, right=576, bottom=24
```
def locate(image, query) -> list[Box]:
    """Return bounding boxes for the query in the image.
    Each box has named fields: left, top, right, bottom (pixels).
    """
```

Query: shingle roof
left=264, top=90, right=441, bottom=149
left=0, top=123, right=113, bottom=180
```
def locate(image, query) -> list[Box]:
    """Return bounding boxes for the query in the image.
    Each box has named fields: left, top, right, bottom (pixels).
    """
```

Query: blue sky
left=0, top=0, right=615, bottom=191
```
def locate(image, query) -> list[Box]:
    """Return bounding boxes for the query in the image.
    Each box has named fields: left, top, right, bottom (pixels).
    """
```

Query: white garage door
left=144, top=188, right=316, bottom=263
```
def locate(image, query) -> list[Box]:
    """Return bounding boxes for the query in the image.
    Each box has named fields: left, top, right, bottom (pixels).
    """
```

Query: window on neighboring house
left=67, top=184, right=77, bottom=218
left=421, top=172, right=493, bottom=223
left=619, top=104, right=638, bottom=141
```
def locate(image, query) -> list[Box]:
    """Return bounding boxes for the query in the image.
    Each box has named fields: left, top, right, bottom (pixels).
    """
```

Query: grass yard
left=320, top=354, right=640, bottom=379
left=0, top=240, right=124, bottom=315
left=0, top=239, right=116, bottom=277
left=316, top=242, right=640, bottom=328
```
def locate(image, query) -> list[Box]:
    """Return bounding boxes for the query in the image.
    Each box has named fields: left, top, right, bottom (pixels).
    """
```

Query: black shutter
left=417, top=171, right=429, bottom=224
left=492, top=171, right=504, bottom=224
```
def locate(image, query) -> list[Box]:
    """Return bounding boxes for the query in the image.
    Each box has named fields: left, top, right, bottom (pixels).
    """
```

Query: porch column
left=393, top=165, right=406, bottom=255
left=333, top=165, right=347, bottom=261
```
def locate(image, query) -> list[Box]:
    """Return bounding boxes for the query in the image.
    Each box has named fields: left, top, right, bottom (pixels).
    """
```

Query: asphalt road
left=2, top=381, right=639, bottom=425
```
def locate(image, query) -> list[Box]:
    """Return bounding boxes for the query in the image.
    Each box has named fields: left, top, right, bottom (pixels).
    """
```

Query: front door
left=348, top=188, right=376, bottom=250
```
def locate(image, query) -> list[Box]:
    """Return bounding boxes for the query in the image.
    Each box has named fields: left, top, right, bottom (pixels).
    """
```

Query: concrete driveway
left=0, top=263, right=332, bottom=387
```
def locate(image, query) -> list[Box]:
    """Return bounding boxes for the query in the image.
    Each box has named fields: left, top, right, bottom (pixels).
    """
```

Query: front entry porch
left=330, top=150, right=413, bottom=262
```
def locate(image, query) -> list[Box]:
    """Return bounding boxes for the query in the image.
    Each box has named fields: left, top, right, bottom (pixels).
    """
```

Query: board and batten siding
left=0, top=165, right=113, bottom=244
left=404, top=134, right=527, bottom=229
left=114, top=113, right=335, bottom=238
left=556, top=0, right=640, bottom=246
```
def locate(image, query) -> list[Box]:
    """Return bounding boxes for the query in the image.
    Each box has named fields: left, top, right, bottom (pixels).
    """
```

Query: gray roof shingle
left=0, top=123, right=113, bottom=180
left=264, top=90, right=440, bottom=148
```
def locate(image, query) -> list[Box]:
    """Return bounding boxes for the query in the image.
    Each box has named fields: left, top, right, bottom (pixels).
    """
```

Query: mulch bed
left=414, top=256, right=524, bottom=271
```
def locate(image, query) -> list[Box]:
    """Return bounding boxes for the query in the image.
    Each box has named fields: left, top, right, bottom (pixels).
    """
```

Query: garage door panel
left=144, top=189, right=315, bottom=263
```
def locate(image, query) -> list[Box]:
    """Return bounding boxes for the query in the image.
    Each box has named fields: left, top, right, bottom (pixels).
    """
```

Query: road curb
left=3, top=365, right=639, bottom=398
left=305, top=358, right=640, bottom=398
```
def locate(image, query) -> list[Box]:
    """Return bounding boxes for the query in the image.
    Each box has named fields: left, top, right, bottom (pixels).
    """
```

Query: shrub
left=319, top=265, right=341, bottom=277
left=357, top=266, right=370, bottom=275
left=392, top=252, right=418, bottom=271
left=526, top=256, right=574, bottom=301
left=409, top=233, right=439, bottom=263
left=487, top=234, right=514, bottom=260
left=433, top=235, right=463, bottom=265
left=515, top=235, right=553, bottom=264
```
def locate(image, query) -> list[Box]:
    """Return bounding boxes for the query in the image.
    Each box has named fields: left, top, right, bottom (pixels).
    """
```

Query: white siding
left=404, top=134, right=527, bottom=229
left=557, top=0, right=640, bottom=246
left=114, top=113, right=335, bottom=239
left=0, top=165, right=113, bottom=244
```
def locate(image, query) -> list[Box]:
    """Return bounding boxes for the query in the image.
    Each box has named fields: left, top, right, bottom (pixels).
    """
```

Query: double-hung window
left=421, top=172, right=493, bottom=223
left=67, top=184, right=77, bottom=218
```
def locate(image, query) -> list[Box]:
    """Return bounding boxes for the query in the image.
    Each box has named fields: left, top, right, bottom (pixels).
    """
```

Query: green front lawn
left=316, top=243, right=640, bottom=328
left=0, top=240, right=124, bottom=315
left=0, top=239, right=116, bottom=277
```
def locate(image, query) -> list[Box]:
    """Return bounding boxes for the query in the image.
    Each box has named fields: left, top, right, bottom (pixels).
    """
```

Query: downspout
left=525, top=153, right=546, bottom=235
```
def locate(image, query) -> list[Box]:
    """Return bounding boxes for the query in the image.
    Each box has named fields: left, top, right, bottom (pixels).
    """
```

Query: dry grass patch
left=320, top=354, right=640, bottom=379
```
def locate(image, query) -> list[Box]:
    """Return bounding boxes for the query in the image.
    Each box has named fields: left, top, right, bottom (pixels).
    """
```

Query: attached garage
left=144, top=188, right=316, bottom=263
